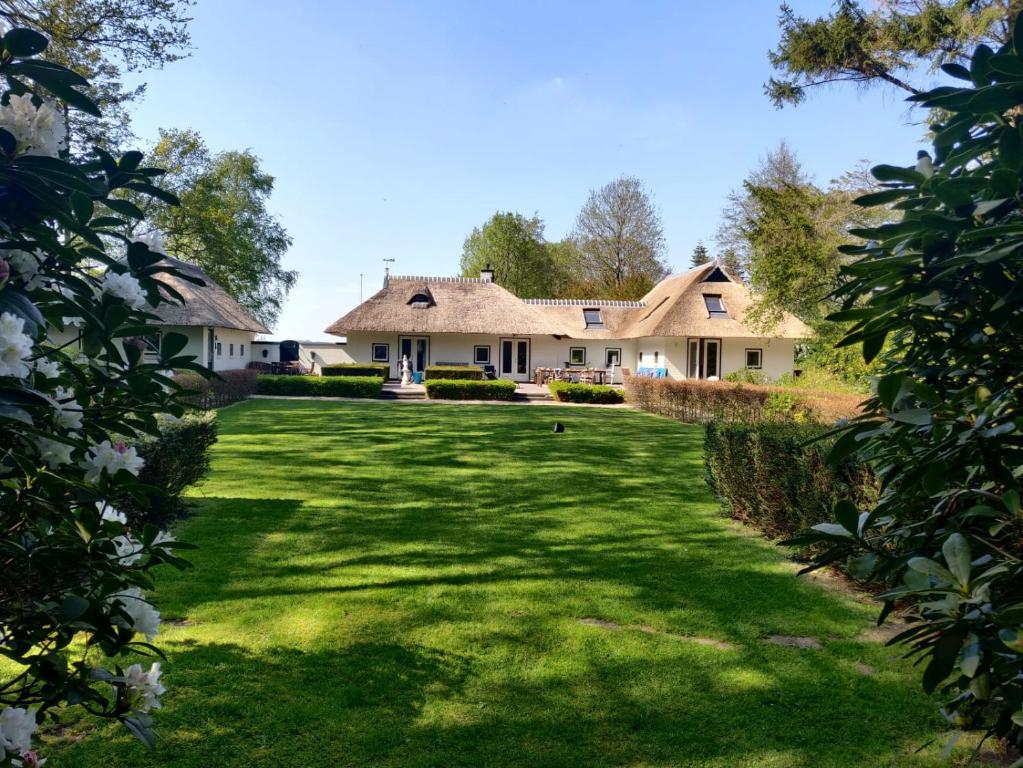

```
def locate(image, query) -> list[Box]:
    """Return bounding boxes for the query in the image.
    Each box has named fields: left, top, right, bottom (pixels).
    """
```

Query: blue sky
left=127, top=0, right=932, bottom=340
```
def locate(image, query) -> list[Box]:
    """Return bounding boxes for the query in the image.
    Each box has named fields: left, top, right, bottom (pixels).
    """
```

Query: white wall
left=210, top=328, right=256, bottom=371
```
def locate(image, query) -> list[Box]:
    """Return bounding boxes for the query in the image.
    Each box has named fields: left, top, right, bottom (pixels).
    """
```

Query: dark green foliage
left=722, top=368, right=768, bottom=385
left=690, top=242, right=711, bottom=268
left=794, top=24, right=1023, bottom=748
left=704, top=421, right=876, bottom=541
left=256, top=375, right=382, bottom=398
left=321, top=363, right=388, bottom=378
left=547, top=381, right=624, bottom=404
left=424, top=379, right=516, bottom=400
left=424, top=365, right=484, bottom=381
left=460, top=211, right=558, bottom=298
left=174, top=368, right=257, bottom=408
left=117, top=413, right=218, bottom=529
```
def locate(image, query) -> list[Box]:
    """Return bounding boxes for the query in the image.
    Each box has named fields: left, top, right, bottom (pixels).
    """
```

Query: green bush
left=425, top=365, right=484, bottom=381
left=321, top=363, right=388, bottom=378
left=256, top=374, right=382, bottom=398
left=723, top=367, right=768, bottom=385
left=174, top=368, right=258, bottom=409
left=548, top=381, right=624, bottom=404
left=424, top=378, right=516, bottom=400
left=704, top=421, right=877, bottom=542
left=116, top=413, right=219, bottom=529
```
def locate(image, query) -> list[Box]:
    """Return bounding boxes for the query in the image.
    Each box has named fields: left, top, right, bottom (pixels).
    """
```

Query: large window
left=745, top=348, right=763, bottom=369
left=474, top=345, right=491, bottom=364
left=569, top=347, right=586, bottom=366
left=583, top=308, right=604, bottom=329
left=604, top=347, right=621, bottom=367
left=704, top=294, right=728, bottom=318
left=372, top=343, right=389, bottom=362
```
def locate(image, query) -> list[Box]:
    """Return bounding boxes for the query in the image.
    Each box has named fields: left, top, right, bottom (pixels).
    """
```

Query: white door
left=500, top=338, right=530, bottom=381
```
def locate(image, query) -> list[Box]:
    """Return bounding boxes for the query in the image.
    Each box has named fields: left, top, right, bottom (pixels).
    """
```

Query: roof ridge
left=523, top=298, right=646, bottom=307
left=390, top=275, right=489, bottom=283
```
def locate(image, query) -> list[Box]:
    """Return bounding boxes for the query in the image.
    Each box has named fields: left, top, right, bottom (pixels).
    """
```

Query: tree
left=766, top=0, right=1019, bottom=107
left=572, top=175, right=669, bottom=299
left=0, top=27, right=207, bottom=763
left=0, top=0, right=193, bottom=152
left=792, top=26, right=1023, bottom=752
left=717, top=247, right=744, bottom=278
left=690, top=242, right=711, bottom=268
left=129, top=129, right=296, bottom=329
left=459, top=211, right=558, bottom=298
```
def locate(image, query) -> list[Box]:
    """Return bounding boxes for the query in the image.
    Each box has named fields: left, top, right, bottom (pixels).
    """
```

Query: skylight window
left=583, top=308, right=604, bottom=328
left=704, top=294, right=728, bottom=318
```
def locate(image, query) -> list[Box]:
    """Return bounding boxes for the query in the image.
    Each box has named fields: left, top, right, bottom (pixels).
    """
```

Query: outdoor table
left=591, top=369, right=606, bottom=385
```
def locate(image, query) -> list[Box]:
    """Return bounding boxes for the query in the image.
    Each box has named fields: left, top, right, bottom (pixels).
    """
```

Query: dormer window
left=583, top=308, right=604, bottom=329
left=704, top=294, right=728, bottom=318
left=407, top=287, right=434, bottom=309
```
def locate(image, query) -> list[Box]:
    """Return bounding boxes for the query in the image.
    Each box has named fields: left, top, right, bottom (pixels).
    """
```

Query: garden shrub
left=424, top=379, right=516, bottom=400
left=704, top=421, right=876, bottom=541
left=425, top=365, right=484, bottom=380
left=256, top=374, right=382, bottom=398
left=321, top=363, right=388, bottom=378
left=723, top=367, right=768, bottom=385
left=548, top=381, right=625, bottom=404
left=790, top=27, right=1023, bottom=750
left=174, top=368, right=257, bottom=408
left=0, top=29, right=207, bottom=759
left=116, top=413, right=219, bottom=529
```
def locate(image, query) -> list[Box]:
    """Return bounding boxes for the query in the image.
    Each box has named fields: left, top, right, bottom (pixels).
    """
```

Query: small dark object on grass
left=553, top=422, right=565, bottom=433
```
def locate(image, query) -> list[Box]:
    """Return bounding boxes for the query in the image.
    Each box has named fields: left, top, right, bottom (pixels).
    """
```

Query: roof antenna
left=382, top=258, right=395, bottom=288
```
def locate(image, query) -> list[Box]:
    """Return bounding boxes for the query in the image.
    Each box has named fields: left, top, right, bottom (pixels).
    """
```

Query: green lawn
left=53, top=399, right=955, bottom=767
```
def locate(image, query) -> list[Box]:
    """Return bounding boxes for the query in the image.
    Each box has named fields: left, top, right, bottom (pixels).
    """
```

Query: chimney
left=480, top=264, right=494, bottom=283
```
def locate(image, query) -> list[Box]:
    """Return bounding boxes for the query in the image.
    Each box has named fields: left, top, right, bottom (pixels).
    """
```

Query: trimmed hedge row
left=548, top=381, right=624, bottom=404
left=321, top=363, right=388, bottom=378
left=424, top=378, right=516, bottom=400
left=174, top=368, right=258, bottom=409
left=256, top=374, right=382, bottom=398
left=704, top=421, right=876, bottom=541
left=625, top=376, right=862, bottom=424
left=425, top=365, right=484, bottom=381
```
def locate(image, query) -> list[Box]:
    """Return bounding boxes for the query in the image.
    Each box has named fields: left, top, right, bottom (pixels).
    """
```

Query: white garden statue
left=400, top=354, right=411, bottom=386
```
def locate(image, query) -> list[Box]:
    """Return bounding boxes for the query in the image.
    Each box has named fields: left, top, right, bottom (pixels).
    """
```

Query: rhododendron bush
left=0, top=27, right=210, bottom=766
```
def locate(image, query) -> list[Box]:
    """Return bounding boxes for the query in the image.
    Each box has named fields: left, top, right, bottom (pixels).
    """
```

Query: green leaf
left=889, top=408, right=931, bottom=426
left=923, top=631, right=965, bottom=693
left=1003, top=489, right=1021, bottom=515
left=941, top=63, right=972, bottom=81
left=942, top=533, right=971, bottom=586
left=103, top=197, right=145, bottom=219
left=871, top=164, right=924, bottom=185
left=161, top=332, right=188, bottom=359
left=59, top=594, right=90, bottom=620
left=877, top=374, right=903, bottom=411
left=3, top=28, right=48, bottom=57
left=959, top=633, right=981, bottom=678
left=907, top=557, right=955, bottom=585
left=862, top=331, right=888, bottom=364
left=834, top=500, right=859, bottom=535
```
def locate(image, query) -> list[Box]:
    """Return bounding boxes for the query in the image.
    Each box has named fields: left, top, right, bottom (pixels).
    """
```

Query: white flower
left=6, top=250, right=45, bottom=291
left=133, top=230, right=166, bottom=256
left=101, top=271, right=149, bottom=310
left=108, top=587, right=160, bottom=640
left=0, top=706, right=37, bottom=756
left=111, top=534, right=144, bottom=565
left=153, top=530, right=175, bottom=547
left=52, top=386, right=82, bottom=430
left=35, top=436, right=74, bottom=469
left=33, top=358, right=59, bottom=379
left=0, top=94, right=67, bottom=157
left=81, top=440, right=144, bottom=483
left=0, top=311, right=33, bottom=379
left=122, top=662, right=165, bottom=713
left=96, top=501, right=127, bottom=525
left=12, top=749, right=46, bottom=767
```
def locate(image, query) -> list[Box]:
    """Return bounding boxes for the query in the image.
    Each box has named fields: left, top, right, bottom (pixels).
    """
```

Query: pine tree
left=690, top=242, right=711, bottom=268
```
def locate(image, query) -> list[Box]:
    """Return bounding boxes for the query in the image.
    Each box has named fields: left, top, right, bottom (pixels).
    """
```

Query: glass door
left=703, top=339, right=720, bottom=379
left=399, top=336, right=430, bottom=372
left=500, top=338, right=530, bottom=380
left=687, top=339, right=699, bottom=379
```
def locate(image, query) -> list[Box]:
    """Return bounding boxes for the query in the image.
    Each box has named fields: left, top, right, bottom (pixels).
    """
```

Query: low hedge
left=321, top=363, right=388, bottom=378
left=704, top=421, right=876, bottom=541
left=548, top=381, right=624, bottom=404
left=424, top=378, right=516, bottom=400
left=115, top=412, right=219, bottom=528
left=174, top=368, right=258, bottom=409
left=625, top=376, right=862, bottom=424
left=425, top=365, right=484, bottom=381
left=256, top=374, right=382, bottom=398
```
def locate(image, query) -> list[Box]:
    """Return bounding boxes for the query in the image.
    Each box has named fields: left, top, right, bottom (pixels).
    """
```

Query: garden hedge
left=256, top=374, right=383, bottom=398
left=425, top=365, right=484, bottom=381
left=116, top=412, right=219, bottom=529
left=703, top=421, right=876, bottom=541
left=424, top=378, right=516, bottom=400
left=174, top=368, right=258, bottom=409
left=548, top=381, right=624, bottom=404
left=321, top=363, right=389, bottom=378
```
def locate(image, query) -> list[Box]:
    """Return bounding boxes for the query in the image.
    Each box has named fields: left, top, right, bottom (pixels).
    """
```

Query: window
left=140, top=331, right=161, bottom=356
left=409, top=293, right=431, bottom=308
left=605, top=347, right=621, bottom=367
left=745, top=348, right=762, bottom=369
left=474, top=345, right=491, bottom=364
left=215, top=341, right=222, bottom=356
left=229, top=343, right=234, bottom=356
left=704, top=294, right=727, bottom=318
left=261, top=348, right=269, bottom=358
left=654, top=350, right=659, bottom=364
left=240, top=344, right=245, bottom=357
left=688, top=340, right=699, bottom=378
left=569, top=347, right=586, bottom=366
left=583, top=308, right=604, bottom=329
left=372, top=343, right=389, bottom=362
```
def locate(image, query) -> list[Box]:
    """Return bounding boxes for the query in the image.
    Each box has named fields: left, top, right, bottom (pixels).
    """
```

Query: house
left=324, top=263, right=810, bottom=382
left=51, top=256, right=269, bottom=372
left=251, top=338, right=354, bottom=373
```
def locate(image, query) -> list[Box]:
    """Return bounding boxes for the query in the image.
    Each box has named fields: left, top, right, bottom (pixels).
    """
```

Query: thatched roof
left=324, top=276, right=563, bottom=336
left=323, top=266, right=810, bottom=340
left=153, top=257, right=269, bottom=334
